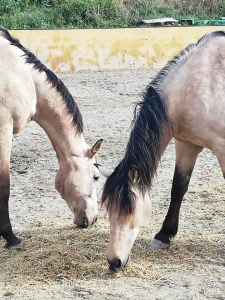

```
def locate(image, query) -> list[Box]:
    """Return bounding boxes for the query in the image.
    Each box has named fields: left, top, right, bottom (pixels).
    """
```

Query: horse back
left=164, top=35, right=225, bottom=148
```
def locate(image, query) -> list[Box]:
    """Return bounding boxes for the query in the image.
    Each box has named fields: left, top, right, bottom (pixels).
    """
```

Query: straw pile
left=0, top=202, right=224, bottom=287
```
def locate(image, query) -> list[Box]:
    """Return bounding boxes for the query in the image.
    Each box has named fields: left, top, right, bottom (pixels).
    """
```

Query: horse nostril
left=107, top=258, right=122, bottom=272
left=80, top=217, right=89, bottom=228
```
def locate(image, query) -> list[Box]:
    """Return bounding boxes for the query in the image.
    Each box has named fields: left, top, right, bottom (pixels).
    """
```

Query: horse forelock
left=102, top=161, right=137, bottom=216
left=150, top=30, right=225, bottom=90
left=0, top=26, right=83, bottom=133
left=102, top=86, right=171, bottom=216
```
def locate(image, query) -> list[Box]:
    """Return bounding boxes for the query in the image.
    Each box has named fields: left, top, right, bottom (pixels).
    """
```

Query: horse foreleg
left=212, top=144, right=225, bottom=179
left=0, top=124, right=23, bottom=250
left=0, top=180, right=22, bottom=249
left=148, top=141, right=203, bottom=250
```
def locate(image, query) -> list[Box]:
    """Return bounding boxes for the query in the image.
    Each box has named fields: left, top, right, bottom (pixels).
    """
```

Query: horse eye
left=93, top=176, right=99, bottom=182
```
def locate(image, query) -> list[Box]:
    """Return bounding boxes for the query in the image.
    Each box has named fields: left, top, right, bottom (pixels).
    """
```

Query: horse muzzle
left=74, top=215, right=98, bottom=228
left=107, top=254, right=130, bottom=272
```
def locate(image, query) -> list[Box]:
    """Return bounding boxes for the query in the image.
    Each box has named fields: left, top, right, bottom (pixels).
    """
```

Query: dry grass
left=0, top=166, right=224, bottom=289
left=0, top=208, right=224, bottom=287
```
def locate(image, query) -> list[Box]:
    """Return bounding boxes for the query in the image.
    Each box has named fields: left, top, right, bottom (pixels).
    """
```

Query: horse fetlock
left=154, top=230, right=171, bottom=244
left=0, top=223, right=12, bottom=235
left=0, top=225, right=23, bottom=250
left=147, top=238, right=170, bottom=250
left=5, top=239, right=23, bottom=250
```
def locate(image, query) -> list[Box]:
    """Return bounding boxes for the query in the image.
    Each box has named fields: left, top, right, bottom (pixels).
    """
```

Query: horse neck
left=159, top=124, right=173, bottom=157
left=156, top=97, right=173, bottom=160
left=32, top=71, right=86, bottom=168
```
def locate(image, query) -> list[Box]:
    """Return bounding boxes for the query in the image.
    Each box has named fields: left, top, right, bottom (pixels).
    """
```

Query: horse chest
left=12, top=107, right=35, bottom=134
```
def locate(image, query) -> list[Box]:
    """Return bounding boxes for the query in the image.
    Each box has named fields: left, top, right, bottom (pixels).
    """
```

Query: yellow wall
left=10, top=26, right=225, bottom=72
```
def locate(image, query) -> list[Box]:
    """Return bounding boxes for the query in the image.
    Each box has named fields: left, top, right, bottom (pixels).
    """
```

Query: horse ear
left=128, top=166, right=140, bottom=183
left=90, top=139, right=103, bottom=157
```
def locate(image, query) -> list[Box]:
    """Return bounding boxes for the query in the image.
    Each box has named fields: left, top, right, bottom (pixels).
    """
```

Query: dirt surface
left=0, top=70, right=224, bottom=299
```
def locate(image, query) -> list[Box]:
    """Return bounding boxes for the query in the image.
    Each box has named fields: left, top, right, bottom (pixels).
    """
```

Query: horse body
left=101, top=31, right=225, bottom=272
left=0, top=27, right=102, bottom=250
left=165, top=36, right=225, bottom=150
left=0, top=36, right=36, bottom=134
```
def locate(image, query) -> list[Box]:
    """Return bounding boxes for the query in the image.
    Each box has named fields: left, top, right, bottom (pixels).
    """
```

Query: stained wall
left=11, top=26, right=225, bottom=72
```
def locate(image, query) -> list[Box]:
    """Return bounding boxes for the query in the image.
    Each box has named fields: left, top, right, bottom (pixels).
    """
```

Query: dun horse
left=0, top=27, right=103, bottom=250
left=101, top=30, right=225, bottom=272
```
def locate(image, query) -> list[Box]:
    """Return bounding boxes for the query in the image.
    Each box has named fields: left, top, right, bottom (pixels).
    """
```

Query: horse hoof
left=147, top=238, right=170, bottom=250
left=5, top=241, right=24, bottom=250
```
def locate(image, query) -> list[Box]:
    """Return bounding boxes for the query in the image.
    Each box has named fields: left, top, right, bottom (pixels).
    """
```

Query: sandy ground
left=0, top=70, right=224, bottom=299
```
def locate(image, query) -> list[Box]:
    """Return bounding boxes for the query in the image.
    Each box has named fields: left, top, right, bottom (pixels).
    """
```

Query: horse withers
left=0, top=27, right=103, bottom=250
left=101, top=30, right=225, bottom=272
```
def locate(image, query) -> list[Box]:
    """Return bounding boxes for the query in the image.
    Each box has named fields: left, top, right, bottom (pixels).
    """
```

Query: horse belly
left=173, top=108, right=225, bottom=150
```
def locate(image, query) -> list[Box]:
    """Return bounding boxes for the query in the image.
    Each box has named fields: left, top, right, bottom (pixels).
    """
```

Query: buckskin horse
left=100, top=30, right=225, bottom=272
left=0, top=27, right=103, bottom=250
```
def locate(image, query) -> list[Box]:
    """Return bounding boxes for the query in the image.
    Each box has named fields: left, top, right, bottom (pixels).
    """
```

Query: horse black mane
left=0, top=26, right=83, bottom=133
left=102, top=86, right=171, bottom=215
left=102, top=30, right=225, bottom=216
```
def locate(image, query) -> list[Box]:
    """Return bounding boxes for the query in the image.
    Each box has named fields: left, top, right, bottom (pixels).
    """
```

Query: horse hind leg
left=0, top=123, right=23, bottom=250
left=148, top=140, right=203, bottom=250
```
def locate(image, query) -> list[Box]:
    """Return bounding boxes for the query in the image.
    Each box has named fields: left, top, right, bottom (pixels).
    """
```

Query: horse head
left=55, top=139, right=103, bottom=228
